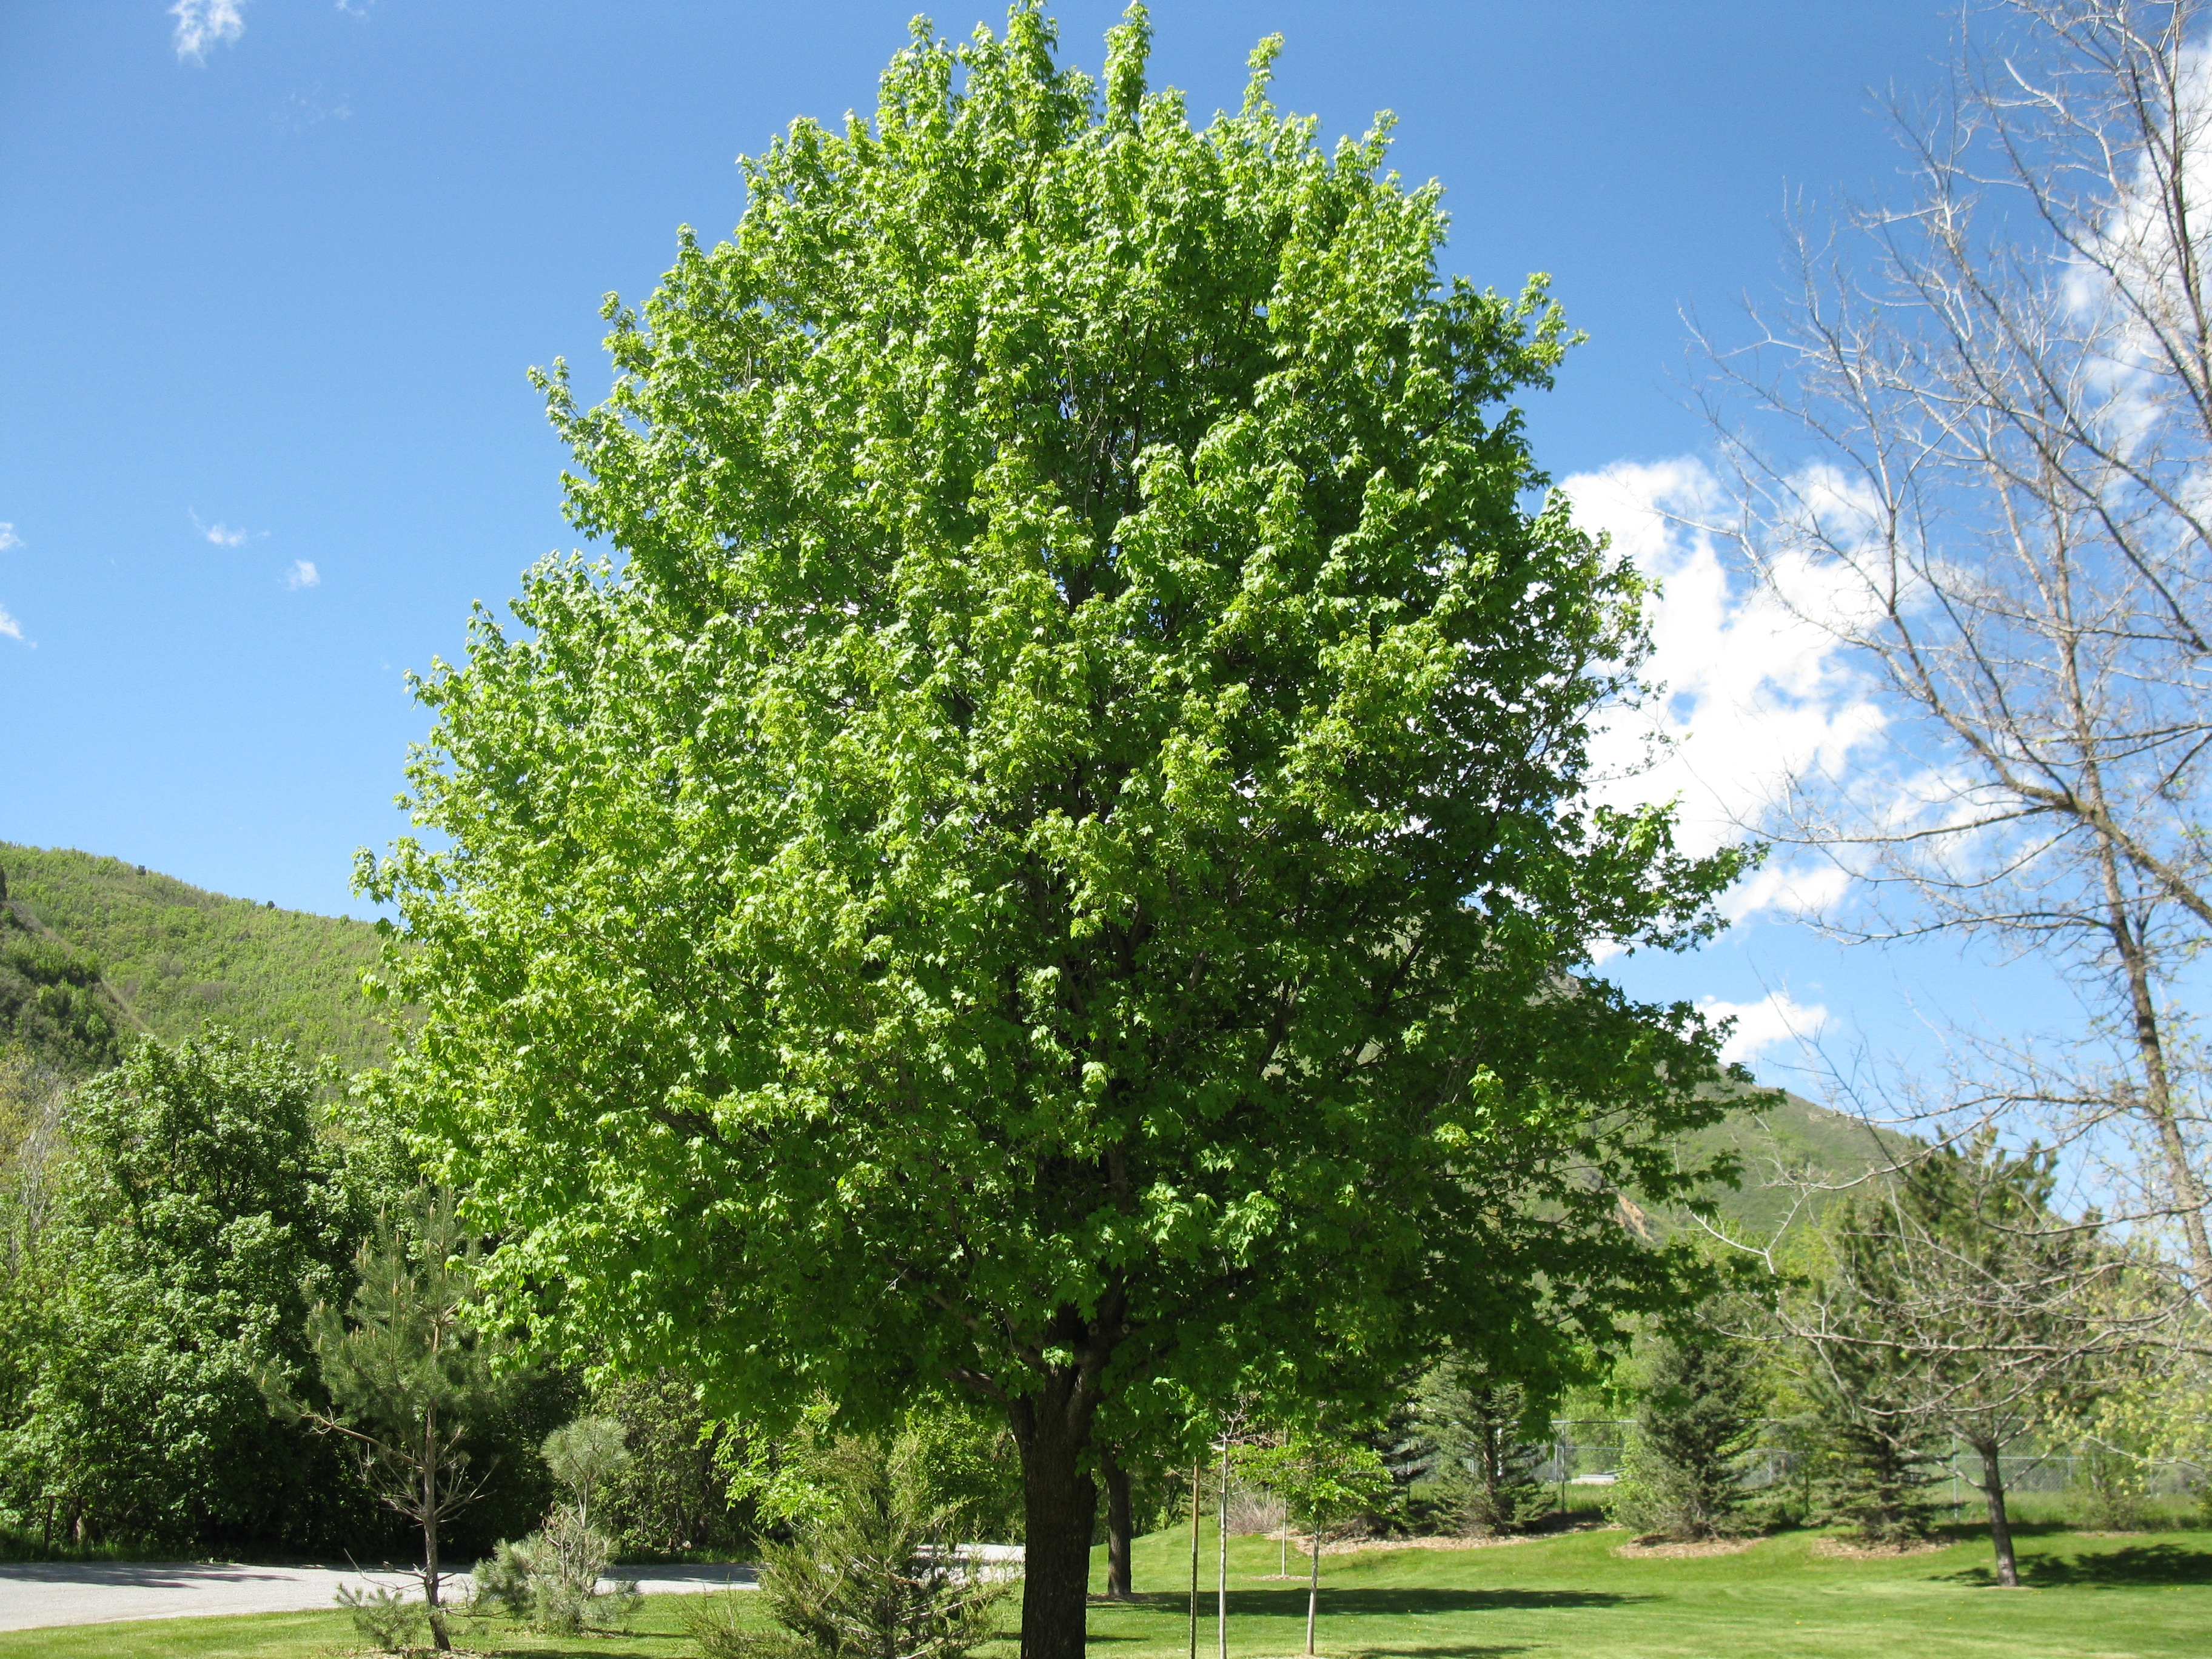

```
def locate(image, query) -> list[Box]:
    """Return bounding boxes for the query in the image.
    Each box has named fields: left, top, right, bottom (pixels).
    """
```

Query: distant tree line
left=0, top=1029, right=753, bottom=1567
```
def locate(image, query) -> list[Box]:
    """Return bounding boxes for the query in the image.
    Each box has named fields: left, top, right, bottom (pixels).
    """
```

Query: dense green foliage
left=1394, top=1360, right=1551, bottom=1535
left=591, top=1374, right=754, bottom=1558
left=1, top=1032, right=370, bottom=1547
left=0, top=844, right=389, bottom=1073
left=0, top=907, right=121, bottom=1080
left=1604, top=1335, right=1761, bottom=1541
left=364, top=8, right=1750, bottom=1651
left=0, top=1033, right=580, bottom=1561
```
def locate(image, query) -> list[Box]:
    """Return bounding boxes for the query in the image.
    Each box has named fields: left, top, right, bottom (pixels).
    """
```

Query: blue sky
left=0, top=1, right=2000, bottom=1087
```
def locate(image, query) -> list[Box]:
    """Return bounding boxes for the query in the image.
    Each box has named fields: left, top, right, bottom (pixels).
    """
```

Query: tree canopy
left=13, top=1031, right=366, bottom=1547
left=364, top=7, right=1751, bottom=1653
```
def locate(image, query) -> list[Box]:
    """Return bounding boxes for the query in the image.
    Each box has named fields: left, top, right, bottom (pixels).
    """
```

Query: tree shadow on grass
left=468, top=1627, right=689, bottom=1656
left=1090, top=1587, right=1644, bottom=1620
left=1942, top=1543, right=2212, bottom=1589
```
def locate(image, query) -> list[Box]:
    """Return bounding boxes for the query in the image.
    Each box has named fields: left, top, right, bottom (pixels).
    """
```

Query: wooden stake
left=1217, top=1441, right=1230, bottom=1659
left=1305, top=1498, right=1320, bottom=1656
left=1188, top=1458, right=1200, bottom=1659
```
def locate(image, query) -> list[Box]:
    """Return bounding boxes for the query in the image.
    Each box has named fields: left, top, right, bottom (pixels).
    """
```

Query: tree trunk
left=423, top=1421, right=451, bottom=1651
left=1102, top=1449, right=1134, bottom=1599
left=1009, top=1375, right=1099, bottom=1659
left=2102, top=865, right=2212, bottom=1305
left=1972, top=1438, right=2020, bottom=1589
left=1215, top=1445, right=1228, bottom=1659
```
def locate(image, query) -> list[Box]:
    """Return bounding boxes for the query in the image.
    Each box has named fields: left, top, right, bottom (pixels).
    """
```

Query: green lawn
left=0, top=1598, right=703, bottom=1658
left=1, top=1521, right=2205, bottom=1658
left=1098, top=1521, right=2212, bottom=1659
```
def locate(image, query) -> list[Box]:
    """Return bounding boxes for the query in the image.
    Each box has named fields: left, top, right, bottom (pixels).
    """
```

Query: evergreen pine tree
left=1812, top=1412, right=1941, bottom=1545
left=1404, top=1361, right=1549, bottom=1535
left=272, top=1188, right=520, bottom=1653
left=1608, top=1335, right=1760, bottom=1541
left=1803, top=1326, right=1942, bottom=1546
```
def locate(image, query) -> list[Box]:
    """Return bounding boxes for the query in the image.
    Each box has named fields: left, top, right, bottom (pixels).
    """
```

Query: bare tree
left=1698, top=0, right=2212, bottom=1305
left=1780, top=1133, right=2160, bottom=1585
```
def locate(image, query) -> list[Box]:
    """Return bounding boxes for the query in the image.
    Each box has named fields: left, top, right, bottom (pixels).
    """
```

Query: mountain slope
left=0, top=844, right=390, bottom=1073
left=0, top=900, right=126, bottom=1076
left=1675, top=1088, right=1917, bottom=1240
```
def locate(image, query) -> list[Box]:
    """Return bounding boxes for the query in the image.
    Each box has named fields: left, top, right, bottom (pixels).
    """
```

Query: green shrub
left=592, top=1373, right=753, bottom=1558
left=335, top=1582, right=426, bottom=1653
left=745, top=1433, right=1010, bottom=1659
left=2073, top=1443, right=2150, bottom=1532
left=470, top=1507, right=639, bottom=1635
left=682, top=1587, right=765, bottom=1659
left=466, top=1537, right=534, bottom=1618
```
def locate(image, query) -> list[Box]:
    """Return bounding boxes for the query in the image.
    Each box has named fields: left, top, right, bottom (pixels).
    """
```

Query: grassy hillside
left=1677, top=1088, right=1916, bottom=1241
left=0, top=903, right=124, bottom=1077
left=0, top=844, right=390, bottom=1074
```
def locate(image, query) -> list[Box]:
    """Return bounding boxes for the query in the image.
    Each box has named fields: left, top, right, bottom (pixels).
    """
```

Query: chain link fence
left=1529, top=1419, right=2201, bottom=1511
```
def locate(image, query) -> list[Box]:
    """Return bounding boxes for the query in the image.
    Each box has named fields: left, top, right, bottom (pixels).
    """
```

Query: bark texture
left=1102, top=1449, right=1134, bottom=1600
left=1009, top=1369, right=1101, bottom=1659
left=1973, top=1438, right=2020, bottom=1589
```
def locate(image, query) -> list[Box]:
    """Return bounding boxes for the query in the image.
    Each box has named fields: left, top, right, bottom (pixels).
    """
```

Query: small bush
left=682, top=1587, right=777, bottom=1659
left=469, top=1506, right=640, bottom=1634
left=753, top=1433, right=1011, bottom=1659
left=335, top=1582, right=426, bottom=1654
left=2073, top=1444, right=2149, bottom=1532
left=468, top=1537, right=534, bottom=1618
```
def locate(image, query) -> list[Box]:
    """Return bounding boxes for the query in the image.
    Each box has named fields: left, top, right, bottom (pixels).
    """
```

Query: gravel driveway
left=0, top=1560, right=756, bottom=1632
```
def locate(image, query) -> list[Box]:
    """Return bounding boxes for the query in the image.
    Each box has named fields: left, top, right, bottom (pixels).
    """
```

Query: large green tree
left=364, top=8, right=1749, bottom=1654
left=10, top=1031, right=367, bottom=1547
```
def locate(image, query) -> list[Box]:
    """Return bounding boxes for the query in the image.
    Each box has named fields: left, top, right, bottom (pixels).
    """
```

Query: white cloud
left=1565, top=457, right=1888, bottom=920
left=0, top=523, right=19, bottom=552
left=284, top=559, right=320, bottom=589
left=0, top=602, right=19, bottom=642
left=1700, top=991, right=1829, bottom=1068
left=191, top=511, right=251, bottom=548
left=172, top=0, right=247, bottom=63
left=276, top=89, right=352, bottom=132
left=1716, top=860, right=1851, bottom=926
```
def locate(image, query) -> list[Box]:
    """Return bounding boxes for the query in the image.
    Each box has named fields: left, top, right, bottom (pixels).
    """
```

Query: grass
left=2, top=1518, right=2207, bottom=1659
left=0, top=1599, right=702, bottom=1657
left=1095, top=1520, right=2212, bottom=1659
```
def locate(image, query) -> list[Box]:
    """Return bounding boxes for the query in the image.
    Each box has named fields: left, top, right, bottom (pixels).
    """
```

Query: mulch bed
left=1611, top=1533, right=1764, bottom=1560
left=1810, top=1535, right=1952, bottom=1560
